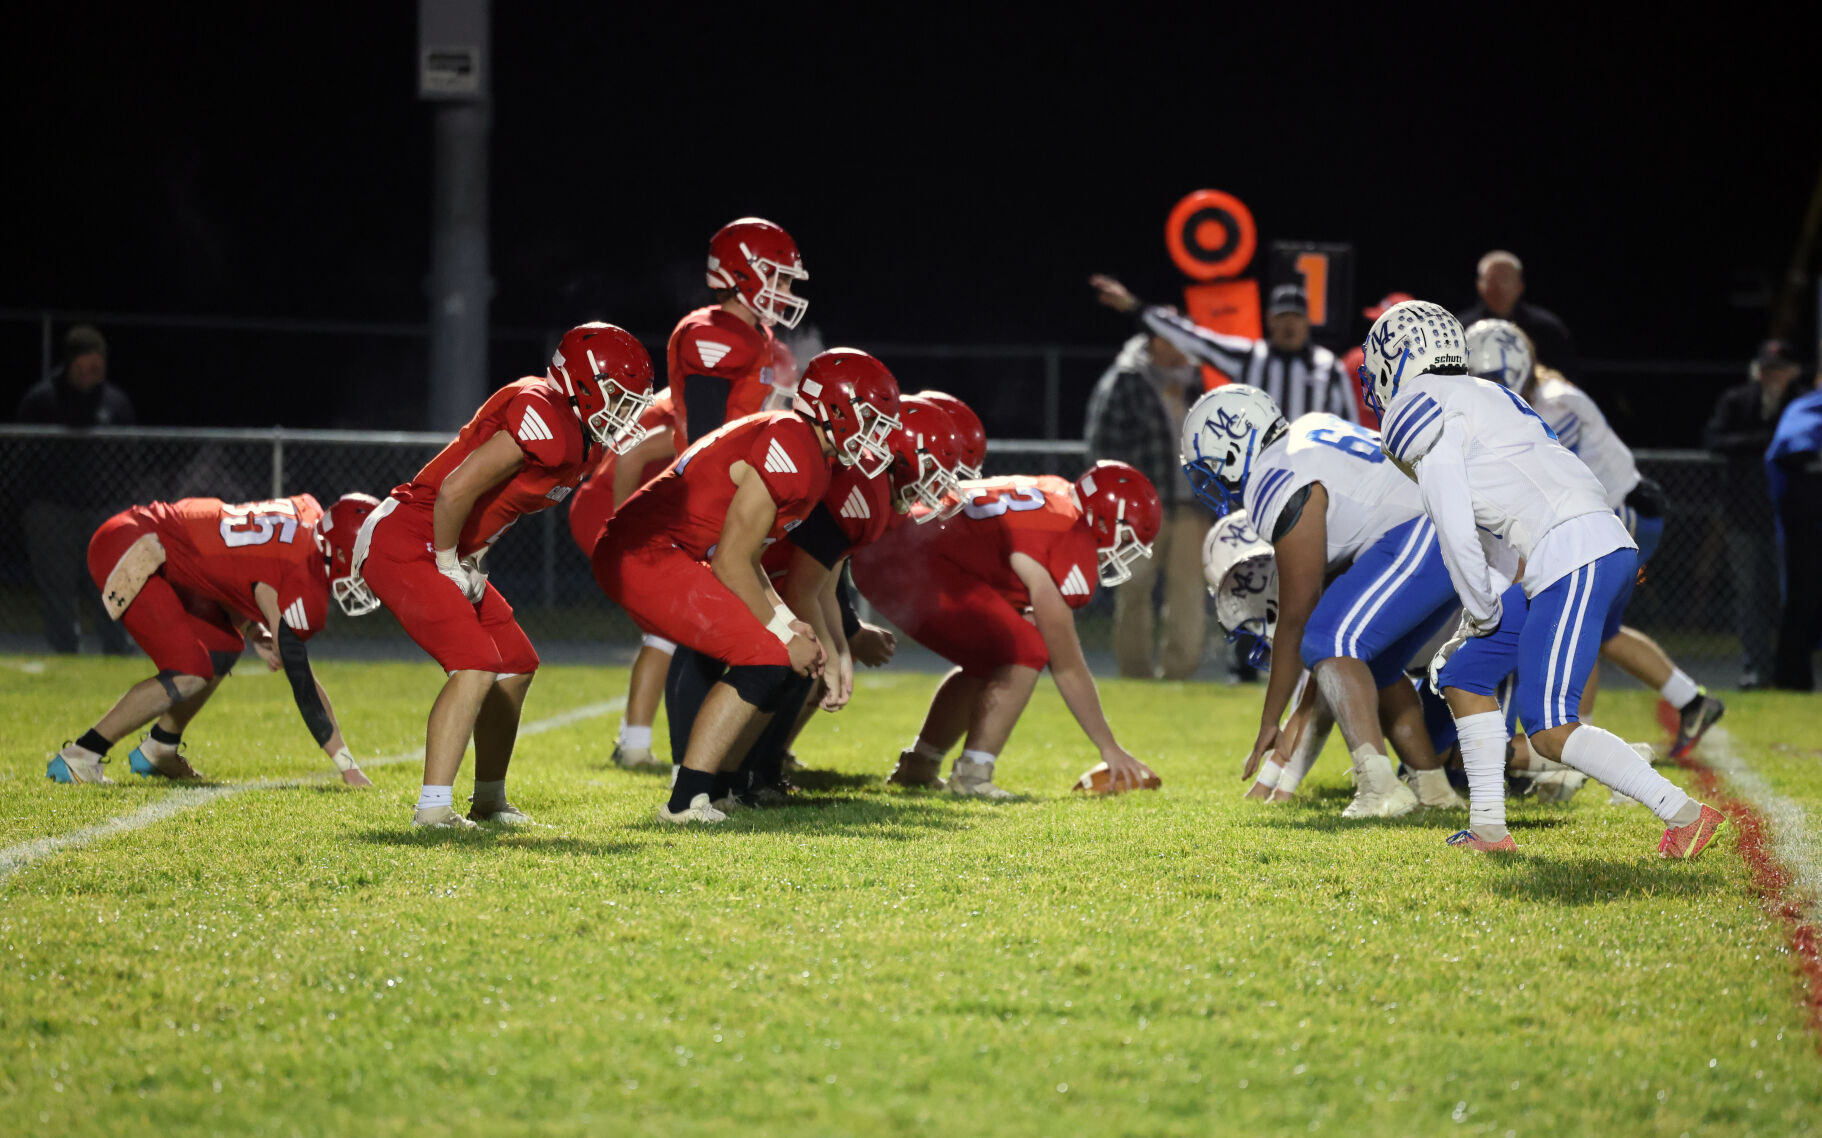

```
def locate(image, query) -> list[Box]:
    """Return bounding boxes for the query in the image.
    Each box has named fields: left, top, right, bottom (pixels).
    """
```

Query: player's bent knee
left=724, top=664, right=796, bottom=711
left=156, top=670, right=210, bottom=703
left=1527, top=723, right=1575, bottom=760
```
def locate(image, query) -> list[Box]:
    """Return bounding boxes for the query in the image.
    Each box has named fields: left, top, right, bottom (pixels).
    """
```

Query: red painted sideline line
left=1668, top=734, right=1822, bottom=1051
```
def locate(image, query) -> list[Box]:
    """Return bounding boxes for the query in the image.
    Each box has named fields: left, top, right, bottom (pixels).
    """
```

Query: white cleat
left=468, top=799, right=534, bottom=826
left=46, top=746, right=113, bottom=785
left=1342, top=749, right=1417, bottom=819
left=948, top=758, right=1016, bottom=800
left=710, top=794, right=745, bottom=816
left=657, top=793, right=727, bottom=825
left=611, top=743, right=665, bottom=771
left=412, top=805, right=479, bottom=830
left=1405, top=767, right=1467, bottom=809
left=1609, top=788, right=1640, bottom=806
left=1530, top=766, right=1588, bottom=804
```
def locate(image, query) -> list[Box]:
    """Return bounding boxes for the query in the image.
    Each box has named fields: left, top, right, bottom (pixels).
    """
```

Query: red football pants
left=592, top=532, right=789, bottom=667
left=361, top=503, right=539, bottom=675
left=855, top=557, right=1048, bottom=677
left=87, top=512, right=244, bottom=677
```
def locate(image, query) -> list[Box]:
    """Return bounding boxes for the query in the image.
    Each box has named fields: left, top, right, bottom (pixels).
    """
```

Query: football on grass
left=1072, top=762, right=1162, bottom=794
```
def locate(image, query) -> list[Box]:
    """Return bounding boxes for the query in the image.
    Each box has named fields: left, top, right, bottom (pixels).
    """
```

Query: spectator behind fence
left=1085, top=326, right=1208, bottom=679
left=1766, top=363, right=1822, bottom=691
left=1092, top=274, right=1361, bottom=424
left=1703, top=339, right=1803, bottom=687
left=1456, top=250, right=1578, bottom=376
left=12, top=325, right=136, bottom=654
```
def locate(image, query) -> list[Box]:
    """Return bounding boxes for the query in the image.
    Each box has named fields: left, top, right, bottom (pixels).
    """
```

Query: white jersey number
left=961, top=486, right=1046, bottom=520
left=219, top=500, right=300, bottom=548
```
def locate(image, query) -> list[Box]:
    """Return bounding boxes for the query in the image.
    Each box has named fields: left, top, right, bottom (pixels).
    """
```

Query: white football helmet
left=1359, top=300, right=1468, bottom=418
left=1464, top=319, right=1535, bottom=392
left=1202, top=510, right=1278, bottom=668
left=1179, top=384, right=1288, bottom=516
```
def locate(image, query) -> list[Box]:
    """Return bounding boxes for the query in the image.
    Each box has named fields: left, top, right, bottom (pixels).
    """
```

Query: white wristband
left=1253, top=761, right=1281, bottom=790
left=330, top=746, right=357, bottom=773
left=434, top=547, right=461, bottom=572
left=766, top=607, right=795, bottom=645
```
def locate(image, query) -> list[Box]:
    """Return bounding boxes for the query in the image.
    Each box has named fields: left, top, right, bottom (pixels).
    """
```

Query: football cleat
left=710, top=794, right=747, bottom=816
left=1609, top=788, right=1639, bottom=806
left=611, top=743, right=665, bottom=771
left=1669, top=693, right=1725, bottom=759
left=1341, top=750, right=1417, bottom=819
left=128, top=742, right=201, bottom=780
left=1658, top=803, right=1726, bottom=860
left=885, top=750, right=946, bottom=790
left=412, top=805, right=479, bottom=830
left=948, top=758, right=1015, bottom=800
left=47, top=746, right=113, bottom=785
left=657, top=793, right=728, bottom=825
left=468, top=799, right=534, bottom=826
left=1405, top=767, right=1466, bottom=809
left=1528, top=760, right=1588, bottom=804
left=1446, top=828, right=1518, bottom=852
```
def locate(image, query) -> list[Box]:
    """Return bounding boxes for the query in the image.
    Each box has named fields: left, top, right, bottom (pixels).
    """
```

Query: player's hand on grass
left=1242, top=722, right=1279, bottom=781
left=787, top=622, right=824, bottom=677
left=821, top=652, right=854, bottom=712
left=850, top=624, right=896, bottom=667
left=1089, top=274, right=1140, bottom=314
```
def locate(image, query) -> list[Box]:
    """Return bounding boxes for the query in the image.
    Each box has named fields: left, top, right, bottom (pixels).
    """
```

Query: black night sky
left=6, top=5, right=1817, bottom=444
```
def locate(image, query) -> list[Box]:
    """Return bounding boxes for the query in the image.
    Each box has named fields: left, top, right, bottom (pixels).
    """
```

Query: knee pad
left=156, top=670, right=208, bottom=703
left=724, top=664, right=796, bottom=711
left=208, top=650, right=239, bottom=678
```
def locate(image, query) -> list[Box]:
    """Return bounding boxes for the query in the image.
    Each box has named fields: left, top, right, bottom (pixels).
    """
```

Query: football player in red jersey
left=351, top=323, right=654, bottom=828
left=664, top=395, right=965, bottom=805
left=912, top=390, right=987, bottom=481
left=852, top=460, right=1163, bottom=798
left=668, top=217, right=806, bottom=446
left=594, top=348, right=901, bottom=824
left=49, top=492, right=382, bottom=786
left=565, top=388, right=683, bottom=770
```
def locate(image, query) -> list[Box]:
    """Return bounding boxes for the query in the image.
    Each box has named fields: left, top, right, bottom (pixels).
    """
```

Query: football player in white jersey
left=1181, top=385, right=1464, bottom=816
left=1364, top=300, right=1724, bottom=858
left=1465, top=320, right=1725, bottom=758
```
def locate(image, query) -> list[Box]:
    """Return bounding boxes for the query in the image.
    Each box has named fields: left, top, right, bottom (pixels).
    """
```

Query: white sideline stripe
left=0, top=698, right=624, bottom=884
left=1699, top=727, right=1822, bottom=928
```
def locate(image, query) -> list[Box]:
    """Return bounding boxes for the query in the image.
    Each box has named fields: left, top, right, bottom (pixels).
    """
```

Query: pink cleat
left=1446, top=828, right=1517, bottom=853
left=1658, top=804, right=1726, bottom=860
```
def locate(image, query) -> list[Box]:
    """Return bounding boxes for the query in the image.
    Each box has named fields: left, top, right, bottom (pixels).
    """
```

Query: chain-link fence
left=0, top=427, right=1770, bottom=683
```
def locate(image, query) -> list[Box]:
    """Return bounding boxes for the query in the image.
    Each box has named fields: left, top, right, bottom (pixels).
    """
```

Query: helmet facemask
left=895, top=438, right=963, bottom=523
left=839, top=400, right=902, bottom=479
left=331, top=573, right=382, bottom=617
left=1094, top=498, right=1153, bottom=587
left=1220, top=557, right=1278, bottom=668
left=584, top=363, right=657, bottom=455
left=744, top=244, right=809, bottom=329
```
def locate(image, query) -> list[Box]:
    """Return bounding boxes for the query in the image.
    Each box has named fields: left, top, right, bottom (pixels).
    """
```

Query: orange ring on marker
left=1166, top=189, right=1256, bottom=281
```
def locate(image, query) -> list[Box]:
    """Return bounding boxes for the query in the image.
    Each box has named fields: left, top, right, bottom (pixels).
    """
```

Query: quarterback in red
left=354, top=323, right=654, bottom=828
left=49, top=492, right=381, bottom=786
left=851, top=460, right=1163, bottom=798
left=669, top=217, right=806, bottom=446
left=595, top=348, right=902, bottom=824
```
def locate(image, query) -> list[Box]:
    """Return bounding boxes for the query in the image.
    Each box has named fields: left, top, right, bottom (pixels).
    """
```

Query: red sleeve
left=749, top=419, right=826, bottom=510
left=1052, top=527, right=1100, bottom=609
left=505, top=389, right=575, bottom=471
left=276, top=566, right=329, bottom=642
left=677, top=322, right=760, bottom=379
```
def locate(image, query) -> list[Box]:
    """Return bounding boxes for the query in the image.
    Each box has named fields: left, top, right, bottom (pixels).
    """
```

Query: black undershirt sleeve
left=1271, top=484, right=1314, bottom=543
left=786, top=503, right=852, bottom=570
left=277, top=625, right=335, bottom=747
left=836, top=567, right=861, bottom=639
left=682, top=375, right=732, bottom=444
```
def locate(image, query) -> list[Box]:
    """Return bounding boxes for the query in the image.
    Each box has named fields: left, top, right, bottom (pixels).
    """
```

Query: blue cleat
left=128, top=743, right=201, bottom=779
left=47, top=748, right=114, bottom=785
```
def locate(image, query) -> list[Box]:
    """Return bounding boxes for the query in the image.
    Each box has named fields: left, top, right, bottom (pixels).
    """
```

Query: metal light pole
left=418, top=0, right=492, bottom=430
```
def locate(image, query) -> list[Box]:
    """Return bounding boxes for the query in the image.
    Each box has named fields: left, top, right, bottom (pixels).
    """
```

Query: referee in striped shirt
left=1091, top=275, right=1362, bottom=424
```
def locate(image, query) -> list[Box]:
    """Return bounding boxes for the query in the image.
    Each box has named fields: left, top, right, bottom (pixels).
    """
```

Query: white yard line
left=1700, top=727, right=1822, bottom=927
left=0, top=697, right=624, bottom=884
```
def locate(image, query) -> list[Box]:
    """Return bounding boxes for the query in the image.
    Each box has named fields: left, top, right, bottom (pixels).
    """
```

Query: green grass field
left=2, top=656, right=1820, bottom=1137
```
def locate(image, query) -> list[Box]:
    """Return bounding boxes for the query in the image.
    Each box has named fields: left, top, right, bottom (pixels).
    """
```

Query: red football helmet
left=706, top=217, right=808, bottom=329
left=549, top=323, right=656, bottom=454
left=316, top=492, right=384, bottom=616
left=1074, top=460, right=1162, bottom=587
left=891, top=396, right=964, bottom=522
left=795, top=348, right=903, bottom=479
left=913, top=390, right=985, bottom=479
